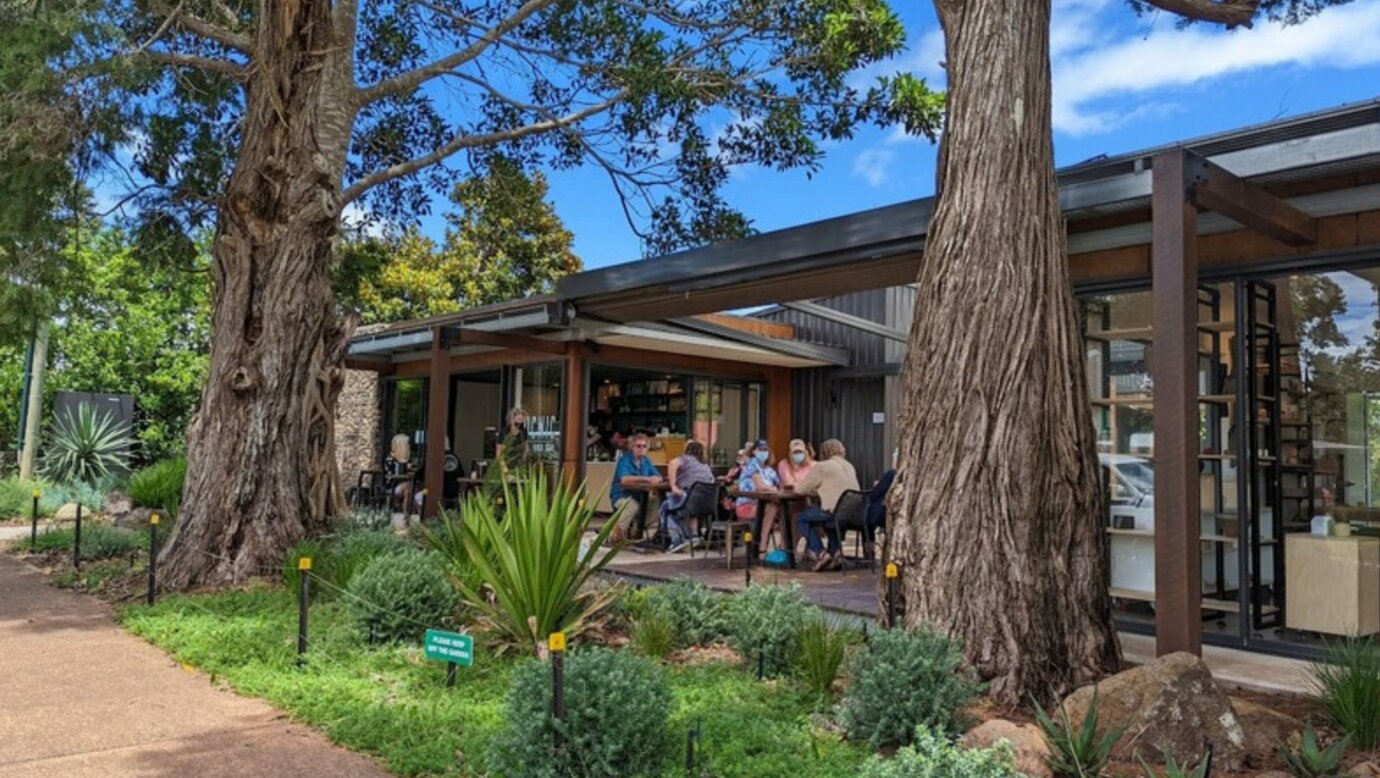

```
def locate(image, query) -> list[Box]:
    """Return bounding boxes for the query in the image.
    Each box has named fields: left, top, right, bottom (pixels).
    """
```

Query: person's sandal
left=812, top=553, right=833, bottom=573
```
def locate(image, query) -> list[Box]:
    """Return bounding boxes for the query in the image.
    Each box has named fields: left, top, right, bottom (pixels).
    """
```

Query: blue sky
left=482, top=0, right=1380, bottom=271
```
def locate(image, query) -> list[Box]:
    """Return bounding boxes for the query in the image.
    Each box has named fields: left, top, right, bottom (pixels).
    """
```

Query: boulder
left=101, top=489, right=133, bottom=516
left=961, top=719, right=1051, bottom=778
left=112, top=508, right=155, bottom=530
left=53, top=503, right=82, bottom=522
left=1059, top=652, right=1246, bottom=771
left=1349, top=761, right=1380, bottom=777
left=1230, top=696, right=1302, bottom=768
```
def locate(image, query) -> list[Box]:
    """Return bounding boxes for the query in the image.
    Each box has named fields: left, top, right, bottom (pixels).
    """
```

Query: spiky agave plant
left=422, top=470, right=620, bottom=656
left=42, top=404, right=131, bottom=486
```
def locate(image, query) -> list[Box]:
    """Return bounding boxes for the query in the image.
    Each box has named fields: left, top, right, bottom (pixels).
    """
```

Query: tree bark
left=19, top=320, right=49, bottom=480
left=158, top=0, right=357, bottom=588
left=885, top=0, right=1120, bottom=705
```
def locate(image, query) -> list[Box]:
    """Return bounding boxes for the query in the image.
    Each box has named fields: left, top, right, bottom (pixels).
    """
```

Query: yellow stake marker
left=548, top=632, right=566, bottom=653
left=885, top=563, right=899, bottom=579
left=299, top=557, right=312, bottom=571
left=742, top=532, right=753, bottom=544
left=150, top=513, right=161, bottom=525
left=31, top=488, right=41, bottom=499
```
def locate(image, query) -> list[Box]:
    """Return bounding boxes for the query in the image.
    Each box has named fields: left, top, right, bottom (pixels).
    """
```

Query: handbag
left=764, top=549, right=791, bottom=567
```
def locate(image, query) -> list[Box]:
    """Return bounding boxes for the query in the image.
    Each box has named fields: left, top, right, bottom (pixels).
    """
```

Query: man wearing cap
left=792, top=438, right=860, bottom=571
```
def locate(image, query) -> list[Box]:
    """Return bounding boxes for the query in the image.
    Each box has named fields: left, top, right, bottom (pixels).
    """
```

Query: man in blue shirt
left=610, top=433, right=662, bottom=542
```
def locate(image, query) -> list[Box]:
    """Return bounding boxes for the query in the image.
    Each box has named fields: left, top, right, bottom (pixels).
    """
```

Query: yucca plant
left=42, top=405, right=131, bottom=486
left=421, top=471, right=620, bottom=657
left=1310, top=638, right=1380, bottom=751
left=1034, top=687, right=1124, bottom=778
left=1279, top=721, right=1349, bottom=778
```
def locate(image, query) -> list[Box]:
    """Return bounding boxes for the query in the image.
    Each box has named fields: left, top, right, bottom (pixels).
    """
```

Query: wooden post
left=1152, top=150, right=1203, bottom=657
left=424, top=328, right=450, bottom=518
left=561, top=343, right=586, bottom=484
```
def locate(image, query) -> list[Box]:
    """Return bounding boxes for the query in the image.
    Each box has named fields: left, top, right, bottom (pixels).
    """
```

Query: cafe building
left=342, top=98, right=1380, bottom=660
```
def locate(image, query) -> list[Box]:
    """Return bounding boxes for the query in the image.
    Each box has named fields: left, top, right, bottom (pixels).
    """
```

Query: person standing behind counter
left=609, top=433, right=662, bottom=543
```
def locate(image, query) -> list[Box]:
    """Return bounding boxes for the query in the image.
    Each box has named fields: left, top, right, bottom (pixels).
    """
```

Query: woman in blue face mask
left=776, top=438, right=815, bottom=490
left=734, top=439, right=782, bottom=556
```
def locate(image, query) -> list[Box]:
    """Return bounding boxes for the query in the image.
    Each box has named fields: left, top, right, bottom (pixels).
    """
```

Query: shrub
left=420, top=476, right=619, bottom=656
left=344, top=549, right=459, bottom=643
left=488, top=648, right=671, bottom=778
left=1279, top=721, right=1348, bottom=778
left=631, top=609, right=678, bottom=659
left=328, top=529, right=414, bottom=591
left=42, top=404, right=131, bottom=486
left=840, top=627, right=983, bottom=748
left=859, top=725, right=1021, bottom=778
left=0, top=476, right=48, bottom=518
left=1310, top=638, right=1380, bottom=751
left=16, top=524, right=141, bottom=558
left=638, top=578, right=728, bottom=648
left=1033, top=687, right=1123, bottom=778
left=725, top=582, right=815, bottom=677
left=281, top=537, right=330, bottom=594
left=795, top=618, right=851, bottom=698
left=127, top=457, right=187, bottom=512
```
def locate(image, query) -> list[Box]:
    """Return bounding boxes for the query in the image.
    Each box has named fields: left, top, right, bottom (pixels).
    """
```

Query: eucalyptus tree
left=889, top=0, right=1350, bottom=705
left=99, top=0, right=940, bottom=587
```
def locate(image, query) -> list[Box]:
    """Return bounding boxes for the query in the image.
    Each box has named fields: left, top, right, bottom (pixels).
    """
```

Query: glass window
left=384, top=378, right=428, bottom=467
left=513, top=363, right=563, bottom=463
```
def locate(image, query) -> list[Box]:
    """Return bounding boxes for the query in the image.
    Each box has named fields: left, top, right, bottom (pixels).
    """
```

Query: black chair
left=678, top=481, right=719, bottom=559
left=350, top=470, right=387, bottom=510
left=707, top=489, right=754, bottom=570
left=830, top=489, right=872, bottom=573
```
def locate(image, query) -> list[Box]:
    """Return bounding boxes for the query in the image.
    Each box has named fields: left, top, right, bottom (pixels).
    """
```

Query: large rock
left=1349, top=761, right=1380, bottom=777
left=961, top=719, right=1051, bottom=778
left=53, top=503, right=83, bottom=522
left=1059, top=652, right=1246, bottom=770
left=102, top=489, right=133, bottom=516
left=112, top=508, right=155, bottom=530
left=1230, top=696, right=1302, bottom=768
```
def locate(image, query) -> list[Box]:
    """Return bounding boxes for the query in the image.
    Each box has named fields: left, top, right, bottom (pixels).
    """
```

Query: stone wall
left=335, top=367, right=381, bottom=492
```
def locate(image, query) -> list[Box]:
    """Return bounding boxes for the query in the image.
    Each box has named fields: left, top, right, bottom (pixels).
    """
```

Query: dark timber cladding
left=1152, top=150, right=1203, bottom=655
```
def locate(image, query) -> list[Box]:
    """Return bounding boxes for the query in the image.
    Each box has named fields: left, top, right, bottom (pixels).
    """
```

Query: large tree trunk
left=159, top=0, right=357, bottom=588
left=884, top=0, right=1120, bottom=705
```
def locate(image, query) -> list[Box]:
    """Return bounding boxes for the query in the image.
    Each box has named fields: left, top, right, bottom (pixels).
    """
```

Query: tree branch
left=129, top=0, right=186, bottom=56
left=340, top=91, right=626, bottom=205
left=145, top=49, right=249, bottom=79
left=353, top=0, right=557, bottom=106
left=176, top=10, right=253, bottom=53
left=1139, top=0, right=1261, bottom=27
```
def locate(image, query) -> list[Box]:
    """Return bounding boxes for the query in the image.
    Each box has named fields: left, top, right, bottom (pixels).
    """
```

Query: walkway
left=0, top=553, right=389, bottom=778
left=607, top=548, right=1317, bottom=696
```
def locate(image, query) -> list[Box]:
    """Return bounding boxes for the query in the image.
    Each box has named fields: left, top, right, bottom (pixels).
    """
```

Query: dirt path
left=0, top=554, right=391, bottom=777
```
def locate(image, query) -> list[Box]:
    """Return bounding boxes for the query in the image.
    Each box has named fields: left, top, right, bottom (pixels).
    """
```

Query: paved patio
left=605, top=545, right=1318, bottom=697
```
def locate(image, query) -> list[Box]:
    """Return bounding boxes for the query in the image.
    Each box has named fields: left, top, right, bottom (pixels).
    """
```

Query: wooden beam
left=344, top=357, right=394, bottom=374
left=445, top=326, right=567, bottom=355
left=1151, top=150, right=1203, bottom=657
left=423, top=328, right=450, bottom=518
left=1189, top=154, right=1318, bottom=247
left=694, top=313, right=795, bottom=339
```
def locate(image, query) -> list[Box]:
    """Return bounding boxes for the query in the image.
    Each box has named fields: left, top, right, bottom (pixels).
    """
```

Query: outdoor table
left=620, top=481, right=670, bottom=541
left=729, top=488, right=811, bottom=569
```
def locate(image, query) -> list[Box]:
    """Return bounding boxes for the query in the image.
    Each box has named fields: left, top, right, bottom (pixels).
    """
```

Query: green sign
left=424, top=629, right=474, bottom=666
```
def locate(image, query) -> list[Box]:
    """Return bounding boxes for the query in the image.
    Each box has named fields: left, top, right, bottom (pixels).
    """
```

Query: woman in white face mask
left=776, top=438, right=815, bottom=489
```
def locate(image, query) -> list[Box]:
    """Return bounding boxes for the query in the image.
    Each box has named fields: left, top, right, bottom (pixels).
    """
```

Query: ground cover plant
left=725, top=582, right=816, bottom=677
left=1310, top=638, right=1380, bottom=751
left=118, top=586, right=877, bottom=776
left=15, top=524, right=143, bottom=559
left=858, top=725, right=1021, bottom=778
left=126, top=457, right=187, bottom=512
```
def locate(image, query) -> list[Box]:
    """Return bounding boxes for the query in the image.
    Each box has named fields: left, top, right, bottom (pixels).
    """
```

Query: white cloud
left=852, top=148, right=896, bottom=187
left=1052, top=1, right=1380, bottom=135
left=341, top=202, right=389, bottom=238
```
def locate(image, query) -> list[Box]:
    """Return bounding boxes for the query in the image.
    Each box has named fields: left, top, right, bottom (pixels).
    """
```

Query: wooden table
left=619, top=481, right=670, bottom=540
left=730, top=488, right=811, bottom=569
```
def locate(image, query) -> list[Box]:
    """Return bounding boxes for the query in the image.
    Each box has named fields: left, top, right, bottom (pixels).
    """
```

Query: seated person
left=734, top=439, right=782, bottom=556
left=660, top=440, right=716, bottom=553
left=384, top=433, right=419, bottom=520
left=862, top=449, right=897, bottom=559
left=609, top=433, right=662, bottom=542
left=776, top=438, right=815, bottom=489
left=792, top=438, right=860, bottom=571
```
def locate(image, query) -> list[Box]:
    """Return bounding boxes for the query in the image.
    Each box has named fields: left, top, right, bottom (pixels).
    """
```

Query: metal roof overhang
left=348, top=299, right=566, bottom=358
left=578, top=319, right=841, bottom=369
left=560, top=100, right=1380, bottom=322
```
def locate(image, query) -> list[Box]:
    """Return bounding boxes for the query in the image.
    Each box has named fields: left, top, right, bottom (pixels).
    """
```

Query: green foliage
left=795, top=618, right=851, bottom=698
left=281, top=537, right=331, bottom=595
left=41, top=404, right=131, bottom=485
left=488, top=648, right=672, bottom=778
left=1310, top=638, right=1380, bottom=750
left=16, top=524, right=141, bottom=558
left=635, top=578, right=728, bottom=648
left=631, top=609, right=679, bottom=660
left=725, top=582, right=816, bottom=677
left=1033, top=688, right=1124, bottom=778
left=343, top=550, right=459, bottom=643
left=858, top=725, right=1021, bottom=778
left=420, top=476, right=620, bottom=655
left=1279, top=721, right=1349, bottom=778
left=840, top=627, right=983, bottom=748
left=126, top=457, right=187, bottom=511
left=328, top=530, right=416, bottom=592
left=1139, top=746, right=1211, bottom=778
left=0, top=476, right=51, bottom=518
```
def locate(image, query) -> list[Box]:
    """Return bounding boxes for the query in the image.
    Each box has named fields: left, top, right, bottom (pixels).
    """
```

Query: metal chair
left=830, top=489, right=872, bottom=573
left=349, top=470, right=387, bottom=510
left=707, top=493, right=753, bottom=570
left=678, top=481, right=719, bottom=559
